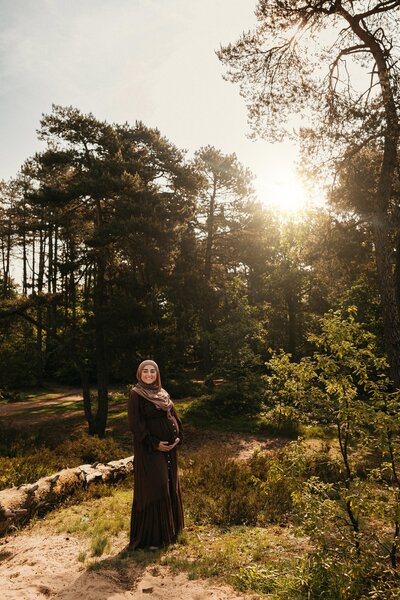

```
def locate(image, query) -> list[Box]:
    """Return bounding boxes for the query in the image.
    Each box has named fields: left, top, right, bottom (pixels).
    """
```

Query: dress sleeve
left=172, top=406, right=184, bottom=445
left=128, top=390, right=160, bottom=452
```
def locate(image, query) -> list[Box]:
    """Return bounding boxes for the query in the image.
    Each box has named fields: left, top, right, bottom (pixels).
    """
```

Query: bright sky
left=0, top=0, right=309, bottom=211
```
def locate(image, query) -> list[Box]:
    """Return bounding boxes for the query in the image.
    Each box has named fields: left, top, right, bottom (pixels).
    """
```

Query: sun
left=255, top=170, right=310, bottom=213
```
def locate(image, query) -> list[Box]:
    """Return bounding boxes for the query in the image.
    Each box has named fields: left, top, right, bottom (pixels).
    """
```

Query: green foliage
left=0, top=316, right=37, bottom=387
left=163, top=378, right=207, bottom=399
left=208, top=380, right=263, bottom=416
left=0, top=448, right=61, bottom=489
left=182, top=450, right=266, bottom=526
left=234, top=564, right=282, bottom=595
left=182, top=443, right=309, bottom=527
left=260, top=406, right=300, bottom=438
left=210, top=278, right=265, bottom=387
left=263, top=350, right=318, bottom=417
left=262, top=307, right=400, bottom=592
left=297, top=550, right=400, bottom=600
left=0, top=429, right=126, bottom=490
left=60, top=433, right=125, bottom=465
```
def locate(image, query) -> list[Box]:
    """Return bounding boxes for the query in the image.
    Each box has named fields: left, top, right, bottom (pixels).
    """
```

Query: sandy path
left=0, top=389, right=83, bottom=418
left=0, top=530, right=252, bottom=600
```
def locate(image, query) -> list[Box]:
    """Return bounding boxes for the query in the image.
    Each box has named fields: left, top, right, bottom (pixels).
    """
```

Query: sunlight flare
left=255, top=170, right=310, bottom=213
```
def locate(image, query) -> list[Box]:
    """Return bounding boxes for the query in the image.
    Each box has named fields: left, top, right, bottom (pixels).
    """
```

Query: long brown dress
left=128, top=389, right=184, bottom=549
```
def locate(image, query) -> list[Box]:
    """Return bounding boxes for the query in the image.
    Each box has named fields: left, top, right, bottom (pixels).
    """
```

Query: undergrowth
left=0, top=430, right=127, bottom=490
left=3, top=388, right=400, bottom=598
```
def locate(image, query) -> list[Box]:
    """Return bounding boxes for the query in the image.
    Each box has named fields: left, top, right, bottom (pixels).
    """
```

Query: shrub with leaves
left=261, top=306, right=400, bottom=595
left=0, top=430, right=127, bottom=490
left=182, top=446, right=301, bottom=527
left=272, top=307, right=400, bottom=595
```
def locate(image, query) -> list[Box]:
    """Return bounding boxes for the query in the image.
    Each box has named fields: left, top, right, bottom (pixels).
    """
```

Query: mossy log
left=0, top=455, right=133, bottom=535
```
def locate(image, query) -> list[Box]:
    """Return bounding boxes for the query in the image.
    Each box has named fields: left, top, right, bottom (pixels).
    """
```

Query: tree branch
left=356, top=1, right=400, bottom=21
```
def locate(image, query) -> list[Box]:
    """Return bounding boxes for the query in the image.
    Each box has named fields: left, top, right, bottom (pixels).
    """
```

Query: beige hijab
left=132, top=360, right=174, bottom=414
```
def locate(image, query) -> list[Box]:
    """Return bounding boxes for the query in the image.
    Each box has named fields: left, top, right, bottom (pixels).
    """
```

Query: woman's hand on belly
left=158, top=438, right=180, bottom=452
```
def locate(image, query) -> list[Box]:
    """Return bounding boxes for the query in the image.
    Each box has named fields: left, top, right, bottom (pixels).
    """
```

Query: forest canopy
left=0, top=102, right=383, bottom=435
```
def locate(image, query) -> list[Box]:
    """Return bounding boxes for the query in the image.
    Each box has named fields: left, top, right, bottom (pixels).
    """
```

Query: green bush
left=259, top=406, right=300, bottom=438
left=182, top=448, right=296, bottom=527
left=208, top=380, right=263, bottom=416
left=0, top=321, right=37, bottom=387
left=164, top=378, right=207, bottom=399
left=60, top=433, right=126, bottom=465
left=299, top=552, right=400, bottom=600
left=183, top=452, right=259, bottom=526
left=0, top=430, right=127, bottom=490
left=182, top=440, right=341, bottom=530
left=0, top=448, right=61, bottom=489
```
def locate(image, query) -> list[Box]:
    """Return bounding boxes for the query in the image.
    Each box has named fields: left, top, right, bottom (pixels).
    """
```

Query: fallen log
left=0, top=455, right=133, bottom=535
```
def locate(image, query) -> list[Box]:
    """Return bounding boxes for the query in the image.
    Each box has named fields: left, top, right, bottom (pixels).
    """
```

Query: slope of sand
left=0, top=530, right=254, bottom=600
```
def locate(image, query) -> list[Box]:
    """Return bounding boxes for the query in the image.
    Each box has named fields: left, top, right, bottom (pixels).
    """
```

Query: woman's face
left=140, top=365, right=157, bottom=384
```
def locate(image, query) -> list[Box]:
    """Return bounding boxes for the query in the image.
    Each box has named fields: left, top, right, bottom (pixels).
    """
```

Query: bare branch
left=356, top=0, right=400, bottom=22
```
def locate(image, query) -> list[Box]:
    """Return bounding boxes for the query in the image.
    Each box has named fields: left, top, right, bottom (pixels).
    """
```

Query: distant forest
left=0, top=105, right=383, bottom=434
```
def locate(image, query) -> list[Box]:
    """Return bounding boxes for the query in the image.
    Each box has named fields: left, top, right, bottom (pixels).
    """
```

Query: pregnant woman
left=128, top=359, right=184, bottom=550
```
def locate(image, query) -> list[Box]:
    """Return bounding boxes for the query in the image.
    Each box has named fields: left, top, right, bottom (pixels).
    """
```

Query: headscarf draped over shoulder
left=132, top=360, right=174, bottom=415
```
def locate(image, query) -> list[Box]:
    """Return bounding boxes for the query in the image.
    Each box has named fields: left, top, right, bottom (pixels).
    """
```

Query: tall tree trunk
left=286, top=292, right=298, bottom=359
left=201, top=178, right=217, bottom=377
left=31, top=233, right=36, bottom=294
left=372, top=220, right=400, bottom=387
left=1, top=205, right=12, bottom=298
left=77, top=364, right=95, bottom=435
left=93, top=199, right=109, bottom=437
left=22, top=218, right=27, bottom=296
left=342, top=8, right=400, bottom=387
left=53, top=224, right=58, bottom=294
left=47, top=221, right=53, bottom=294
left=5, top=209, right=12, bottom=296
left=35, top=226, right=46, bottom=385
left=0, top=237, right=6, bottom=296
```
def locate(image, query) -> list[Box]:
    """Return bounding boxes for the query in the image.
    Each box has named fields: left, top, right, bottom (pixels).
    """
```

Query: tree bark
left=93, top=198, right=109, bottom=437
left=339, top=6, right=400, bottom=387
left=201, top=177, right=217, bottom=376
left=286, top=291, right=298, bottom=359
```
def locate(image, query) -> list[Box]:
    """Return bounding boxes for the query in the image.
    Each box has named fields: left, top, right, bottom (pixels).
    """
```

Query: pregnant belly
left=149, top=417, right=178, bottom=445
left=165, top=419, right=179, bottom=444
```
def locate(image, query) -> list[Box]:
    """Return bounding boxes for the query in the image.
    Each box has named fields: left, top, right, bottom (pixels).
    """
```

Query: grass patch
left=39, top=482, right=132, bottom=557
left=77, top=550, right=87, bottom=563
left=163, top=524, right=309, bottom=596
left=16, top=400, right=83, bottom=417
left=91, top=533, right=111, bottom=556
left=44, top=485, right=132, bottom=539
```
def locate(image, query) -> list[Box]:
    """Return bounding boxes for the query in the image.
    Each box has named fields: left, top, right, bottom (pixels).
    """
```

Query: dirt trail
left=0, top=529, right=253, bottom=600
left=0, top=388, right=83, bottom=418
